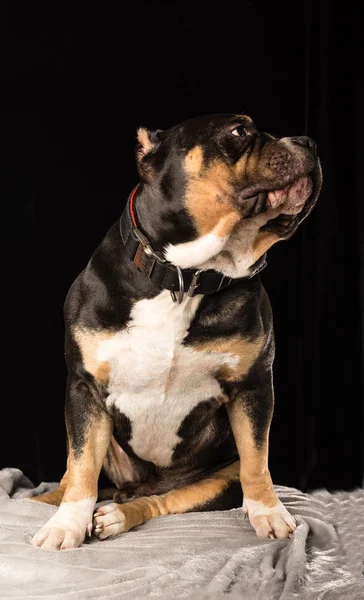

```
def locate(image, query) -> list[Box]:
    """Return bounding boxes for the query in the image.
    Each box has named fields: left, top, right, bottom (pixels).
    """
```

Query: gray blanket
left=0, top=468, right=363, bottom=599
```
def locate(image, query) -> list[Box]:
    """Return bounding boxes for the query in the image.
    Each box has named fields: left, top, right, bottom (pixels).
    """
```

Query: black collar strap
left=119, top=185, right=267, bottom=302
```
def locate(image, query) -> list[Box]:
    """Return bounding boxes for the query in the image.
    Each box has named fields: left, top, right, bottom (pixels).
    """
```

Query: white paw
left=243, top=498, right=296, bottom=539
left=93, top=503, right=127, bottom=540
left=31, top=525, right=86, bottom=550
left=31, top=497, right=95, bottom=550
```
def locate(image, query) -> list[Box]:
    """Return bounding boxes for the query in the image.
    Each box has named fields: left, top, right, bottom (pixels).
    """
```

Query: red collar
left=129, top=184, right=140, bottom=228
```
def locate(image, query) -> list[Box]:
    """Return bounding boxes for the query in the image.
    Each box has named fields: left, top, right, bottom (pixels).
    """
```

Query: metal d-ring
left=170, top=266, right=184, bottom=304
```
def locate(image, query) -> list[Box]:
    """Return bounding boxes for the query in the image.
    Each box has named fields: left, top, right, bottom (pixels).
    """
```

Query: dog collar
left=119, top=185, right=267, bottom=303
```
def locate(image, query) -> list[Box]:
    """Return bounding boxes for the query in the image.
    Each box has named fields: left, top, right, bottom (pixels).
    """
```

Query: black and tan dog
left=30, top=113, right=321, bottom=550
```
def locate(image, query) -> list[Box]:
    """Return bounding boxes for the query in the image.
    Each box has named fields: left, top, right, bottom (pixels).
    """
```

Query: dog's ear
left=136, top=127, right=162, bottom=181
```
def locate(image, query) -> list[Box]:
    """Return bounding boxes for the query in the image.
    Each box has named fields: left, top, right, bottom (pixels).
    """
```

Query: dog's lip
left=243, top=173, right=311, bottom=203
left=266, top=175, right=313, bottom=214
left=296, top=162, right=322, bottom=223
left=242, top=163, right=321, bottom=220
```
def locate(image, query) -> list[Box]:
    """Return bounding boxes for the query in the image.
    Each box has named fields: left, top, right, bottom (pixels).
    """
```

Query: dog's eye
left=231, top=126, right=247, bottom=137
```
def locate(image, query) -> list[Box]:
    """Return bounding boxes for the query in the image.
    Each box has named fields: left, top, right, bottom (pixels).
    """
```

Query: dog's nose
left=290, top=135, right=317, bottom=155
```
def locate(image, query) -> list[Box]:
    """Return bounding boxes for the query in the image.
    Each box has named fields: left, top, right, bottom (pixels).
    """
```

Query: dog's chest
left=98, top=291, right=237, bottom=467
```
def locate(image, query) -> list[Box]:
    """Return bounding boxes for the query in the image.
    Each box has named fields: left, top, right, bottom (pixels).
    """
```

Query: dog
left=29, top=113, right=321, bottom=550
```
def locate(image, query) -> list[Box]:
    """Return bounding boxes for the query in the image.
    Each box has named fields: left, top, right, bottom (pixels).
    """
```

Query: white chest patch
left=97, top=291, right=238, bottom=467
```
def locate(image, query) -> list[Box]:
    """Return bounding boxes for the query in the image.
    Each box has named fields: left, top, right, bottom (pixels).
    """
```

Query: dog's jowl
left=30, top=114, right=321, bottom=550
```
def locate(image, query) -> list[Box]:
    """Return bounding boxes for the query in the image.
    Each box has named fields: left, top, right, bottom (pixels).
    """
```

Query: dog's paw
left=243, top=498, right=296, bottom=539
left=93, top=502, right=129, bottom=540
left=31, top=498, right=95, bottom=550
left=31, top=524, right=87, bottom=550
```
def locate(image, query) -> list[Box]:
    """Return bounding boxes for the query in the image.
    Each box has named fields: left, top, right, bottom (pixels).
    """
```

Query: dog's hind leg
left=29, top=477, right=120, bottom=506
left=28, top=469, right=68, bottom=506
left=93, top=461, right=240, bottom=540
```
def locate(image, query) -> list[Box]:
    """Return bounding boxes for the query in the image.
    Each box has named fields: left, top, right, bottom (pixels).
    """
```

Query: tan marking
left=184, top=154, right=241, bottom=236
left=184, top=146, right=204, bottom=175
left=108, top=462, right=240, bottom=532
left=235, top=150, right=254, bottom=177
left=137, top=127, right=154, bottom=154
left=183, top=143, right=292, bottom=273
left=161, top=461, right=240, bottom=513
left=29, top=466, right=69, bottom=506
left=31, top=420, right=113, bottom=549
left=73, top=327, right=114, bottom=383
left=62, top=412, right=113, bottom=504
left=227, top=402, right=277, bottom=508
left=252, top=230, right=280, bottom=263
left=29, top=485, right=65, bottom=506
left=212, top=211, right=241, bottom=237
left=192, top=336, right=264, bottom=382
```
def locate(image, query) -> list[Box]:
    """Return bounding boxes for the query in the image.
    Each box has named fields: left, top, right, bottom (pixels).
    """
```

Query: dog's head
left=135, top=114, right=322, bottom=278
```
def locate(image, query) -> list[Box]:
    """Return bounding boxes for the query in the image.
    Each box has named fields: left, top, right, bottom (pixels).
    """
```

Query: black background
left=1, top=1, right=363, bottom=492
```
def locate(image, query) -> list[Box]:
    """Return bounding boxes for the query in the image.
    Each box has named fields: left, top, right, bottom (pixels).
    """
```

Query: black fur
left=189, top=480, right=243, bottom=512
left=63, top=113, right=321, bottom=503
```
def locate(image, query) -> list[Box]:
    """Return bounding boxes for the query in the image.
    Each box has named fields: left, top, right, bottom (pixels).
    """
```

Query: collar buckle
left=132, top=228, right=166, bottom=263
left=187, top=270, right=202, bottom=297
left=249, top=259, right=267, bottom=277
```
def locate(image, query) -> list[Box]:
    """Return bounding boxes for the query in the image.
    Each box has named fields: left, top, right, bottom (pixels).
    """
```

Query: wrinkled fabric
left=0, top=468, right=363, bottom=599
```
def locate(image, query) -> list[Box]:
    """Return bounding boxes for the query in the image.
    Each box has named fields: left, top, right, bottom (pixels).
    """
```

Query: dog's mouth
left=266, top=175, right=313, bottom=214
left=242, top=163, right=322, bottom=226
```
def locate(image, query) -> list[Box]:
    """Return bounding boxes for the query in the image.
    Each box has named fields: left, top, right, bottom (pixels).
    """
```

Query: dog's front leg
left=227, top=370, right=296, bottom=539
left=31, top=376, right=112, bottom=550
